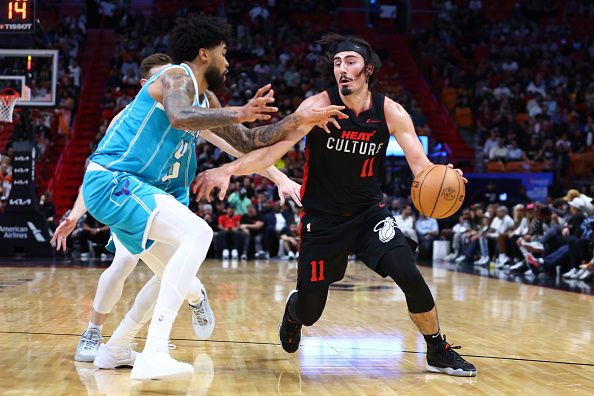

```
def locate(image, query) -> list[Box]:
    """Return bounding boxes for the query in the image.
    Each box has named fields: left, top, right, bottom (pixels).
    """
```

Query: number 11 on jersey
left=310, top=260, right=325, bottom=282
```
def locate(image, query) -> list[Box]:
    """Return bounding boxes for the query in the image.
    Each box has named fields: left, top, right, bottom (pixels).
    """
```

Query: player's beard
left=205, top=65, right=225, bottom=91
left=339, top=68, right=366, bottom=96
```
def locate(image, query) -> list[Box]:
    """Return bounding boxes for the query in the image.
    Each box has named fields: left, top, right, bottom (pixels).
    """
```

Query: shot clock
left=0, top=0, right=35, bottom=33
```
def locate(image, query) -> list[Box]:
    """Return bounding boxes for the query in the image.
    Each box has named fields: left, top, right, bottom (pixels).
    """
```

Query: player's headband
left=334, top=41, right=370, bottom=63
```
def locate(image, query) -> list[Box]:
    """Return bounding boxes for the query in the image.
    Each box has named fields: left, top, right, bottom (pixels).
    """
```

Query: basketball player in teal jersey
left=79, top=15, right=345, bottom=380
left=53, top=53, right=302, bottom=367
left=196, top=33, right=476, bottom=377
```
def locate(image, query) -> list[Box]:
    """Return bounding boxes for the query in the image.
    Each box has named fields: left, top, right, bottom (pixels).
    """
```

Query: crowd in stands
left=66, top=3, right=432, bottom=259
left=440, top=187, right=594, bottom=282
left=0, top=15, right=86, bottom=213
left=412, top=0, right=594, bottom=178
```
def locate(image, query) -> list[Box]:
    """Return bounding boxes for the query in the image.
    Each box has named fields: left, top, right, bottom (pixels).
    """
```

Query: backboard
left=0, top=48, right=58, bottom=107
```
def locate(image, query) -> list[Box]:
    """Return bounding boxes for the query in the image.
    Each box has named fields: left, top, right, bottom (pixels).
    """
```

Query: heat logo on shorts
left=373, top=217, right=397, bottom=243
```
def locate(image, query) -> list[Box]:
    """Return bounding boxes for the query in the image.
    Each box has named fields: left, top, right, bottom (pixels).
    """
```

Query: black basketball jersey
left=301, top=85, right=390, bottom=216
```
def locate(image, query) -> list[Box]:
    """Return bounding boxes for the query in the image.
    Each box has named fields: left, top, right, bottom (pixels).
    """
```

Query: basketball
left=411, top=165, right=465, bottom=219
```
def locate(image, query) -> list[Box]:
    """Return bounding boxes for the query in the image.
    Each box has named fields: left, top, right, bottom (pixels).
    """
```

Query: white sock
left=88, top=321, right=103, bottom=332
left=187, top=278, right=205, bottom=306
left=105, top=314, right=143, bottom=350
left=143, top=308, right=177, bottom=353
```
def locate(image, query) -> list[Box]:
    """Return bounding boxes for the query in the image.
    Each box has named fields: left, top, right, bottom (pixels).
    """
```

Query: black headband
left=334, top=41, right=370, bottom=62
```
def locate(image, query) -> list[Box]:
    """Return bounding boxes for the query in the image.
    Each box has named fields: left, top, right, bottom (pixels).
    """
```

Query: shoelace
left=285, top=320, right=301, bottom=343
left=442, top=335, right=468, bottom=364
left=81, top=336, right=100, bottom=351
left=190, top=301, right=209, bottom=326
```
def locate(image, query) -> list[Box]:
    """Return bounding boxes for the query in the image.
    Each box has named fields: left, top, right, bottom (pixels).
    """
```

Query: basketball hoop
left=0, top=88, right=20, bottom=123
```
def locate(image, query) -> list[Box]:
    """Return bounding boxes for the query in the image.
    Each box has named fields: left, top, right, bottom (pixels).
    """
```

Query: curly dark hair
left=316, top=33, right=382, bottom=88
left=167, top=14, right=232, bottom=64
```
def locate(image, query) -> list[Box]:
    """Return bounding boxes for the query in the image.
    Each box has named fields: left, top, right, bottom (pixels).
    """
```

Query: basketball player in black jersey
left=196, top=33, right=476, bottom=377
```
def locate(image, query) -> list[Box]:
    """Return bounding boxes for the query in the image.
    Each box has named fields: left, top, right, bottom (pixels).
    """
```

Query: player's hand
left=50, top=216, right=77, bottom=251
left=447, top=163, right=468, bottom=183
left=195, top=166, right=232, bottom=202
left=562, top=226, right=570, bottom=237
left=276, top=177, right=302, bottom=207
left=237, top=84, right=278, bottom=123
left=298, top=105, right=348, bottom=133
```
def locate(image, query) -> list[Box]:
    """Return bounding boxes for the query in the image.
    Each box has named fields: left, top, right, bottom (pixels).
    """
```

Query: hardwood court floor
left=1, top=258, right=593, bottom=395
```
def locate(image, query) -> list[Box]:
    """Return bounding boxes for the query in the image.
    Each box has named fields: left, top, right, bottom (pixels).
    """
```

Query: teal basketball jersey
left=89, top=63, right=208, bottom=204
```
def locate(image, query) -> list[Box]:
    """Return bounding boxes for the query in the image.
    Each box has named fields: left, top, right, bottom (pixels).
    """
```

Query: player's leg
left=93, top=275, right=158, bottom=369
left=279, top=283, right=331, bottom=352
left=74, top=236, right=140, bottom=362
left=130, top=194, right=213, bottom=380
left=375, top=246, right=477, bottom=377
left=279, top=219, right=348, bottom=353
left=94, top=242, right=215, bottom=369
left=140, top=242, right=215, bottom=339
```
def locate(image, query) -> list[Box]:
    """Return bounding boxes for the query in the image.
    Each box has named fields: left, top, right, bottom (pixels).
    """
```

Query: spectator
left=489, top=137, right=508, bottom=161
left=39, top=191, right=57, bottom=232
left=79, top=214, right=110, bottom=260
left=280, top=223, right=299, bottom=259
left=228, top=187, right=252, bottom=215
left=216, top=206, right=245, bottom=260
left=239, top=205, right=264, bottom=260
left=394, top=204, right=417, bottom=241
left=415, top=214, right=439, bottom=260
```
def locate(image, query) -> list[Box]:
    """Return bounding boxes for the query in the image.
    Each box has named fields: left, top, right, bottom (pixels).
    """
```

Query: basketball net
left=0, top=88, right=20, bottom=123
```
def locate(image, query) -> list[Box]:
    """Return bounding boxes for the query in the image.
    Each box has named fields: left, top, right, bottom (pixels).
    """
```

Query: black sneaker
left=279, top=290, right=301, bottom=353
left=426, top=336, right=477, bottom=377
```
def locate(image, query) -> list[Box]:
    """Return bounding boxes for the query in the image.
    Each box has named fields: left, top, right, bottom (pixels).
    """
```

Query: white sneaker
left=287, top=251, right=296, bottom=260
left=562, top=268, right=578, bottom=279
left=231, top=249, right=238, bottom=259
left=575, top=268, right=587, bottom=280
left=74, top=328, right=103, bottom=362
left=222, top=249, right=229, bottom=260
left=455, top=255, right=466, bottom=263
left=474, top=256, right=489, bottom=266
left=444, top=253, right=457, bottom=261
left=189, top=289, right=215, bottom=340
left=94, top=343, right=137, bottom=369
left=240, top=253, right=247, bottom=261
left=510, top=260, right=526, bottom=271
left=579, top=269, right=594, bottom=281
left=130, top=350, right=194, bottom=381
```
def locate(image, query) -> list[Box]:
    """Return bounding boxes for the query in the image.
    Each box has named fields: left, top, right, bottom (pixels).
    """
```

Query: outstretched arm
left=149, top=70, right=277, bottom=131
left=385, top=97, right=466, bottom=181
left=200, top=129, right=302, bottom=205
left=196, top=93, right=347, bottom=201
left=204, top=89, right=304, bottom=153
left=50, top=187, right=87, bottom=251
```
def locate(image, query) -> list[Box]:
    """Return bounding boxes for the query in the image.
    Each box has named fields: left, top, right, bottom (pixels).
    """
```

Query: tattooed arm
left=148, top=70, right=277, bottom=131
left=205, top=89, right=304, bottom=152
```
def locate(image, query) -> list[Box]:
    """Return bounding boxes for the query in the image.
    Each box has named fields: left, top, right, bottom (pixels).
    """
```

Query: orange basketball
left=411, top=165, right=465, bottom=219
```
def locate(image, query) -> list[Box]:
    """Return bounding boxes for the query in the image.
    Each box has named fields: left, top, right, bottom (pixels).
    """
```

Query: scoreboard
left=0, top=0, right=35, bottom=33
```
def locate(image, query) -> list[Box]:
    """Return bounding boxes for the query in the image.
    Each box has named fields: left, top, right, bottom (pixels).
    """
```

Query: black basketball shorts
left=297, top=203, right=418, bottom=291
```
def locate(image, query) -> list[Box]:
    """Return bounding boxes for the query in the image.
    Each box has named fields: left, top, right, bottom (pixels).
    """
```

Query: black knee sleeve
left=378, top=247, right=435, bottom=314
left=288, top=287, right=329, bottom=326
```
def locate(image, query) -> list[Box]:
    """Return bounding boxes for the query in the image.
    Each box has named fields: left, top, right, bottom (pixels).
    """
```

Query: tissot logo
left=13, top=168, right=29, bottom=173
left=15, top=156, right=30, bottom=161
left=9, top=198, right=31, bottom=206
left=13, top=180, right=29, bottom=185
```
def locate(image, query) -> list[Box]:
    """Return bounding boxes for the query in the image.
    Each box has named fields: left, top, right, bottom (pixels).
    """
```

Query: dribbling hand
left=447, top=163, right=468, bottom=183
left=237, top=84, right=278, bottom=123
